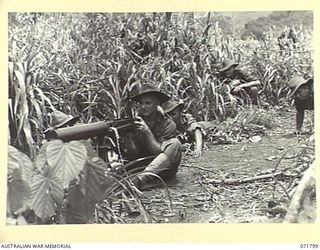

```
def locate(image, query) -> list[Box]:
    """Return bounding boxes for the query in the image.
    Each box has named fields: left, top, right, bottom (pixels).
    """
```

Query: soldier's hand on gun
left=134, top=116, right=151, bottom=135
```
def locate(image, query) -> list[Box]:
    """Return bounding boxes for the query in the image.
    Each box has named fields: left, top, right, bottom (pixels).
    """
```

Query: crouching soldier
left=287, top=75, right=314, bottom=134
left=127, top=83, right=182, bottom=188
left=218, top=58, right=261, bottom=105
left=49, top=110, right=79, bottom=129
left=162, top=100, right=204, bottom=158
left=43, top=110, right=79, bottom=142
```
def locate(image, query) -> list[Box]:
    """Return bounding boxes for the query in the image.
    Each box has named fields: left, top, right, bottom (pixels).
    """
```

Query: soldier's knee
left=162, top=138, right=182, bottom=154
left=169, top=138, right=182, bottom=148
left=161, top=138, right=182, bottom=164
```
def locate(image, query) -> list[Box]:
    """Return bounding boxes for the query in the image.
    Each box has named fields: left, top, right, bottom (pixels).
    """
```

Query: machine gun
left=44, top=118, right=156, bottom=174
left=44, top=118, right=137, bottom=142
left=44, top=117, right=137, bottom=165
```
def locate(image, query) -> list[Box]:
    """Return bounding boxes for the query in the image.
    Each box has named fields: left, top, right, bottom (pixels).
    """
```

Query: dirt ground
left=137, top=108, right=315, bottom=223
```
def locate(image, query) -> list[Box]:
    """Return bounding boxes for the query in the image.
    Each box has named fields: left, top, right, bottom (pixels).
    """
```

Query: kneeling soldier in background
left=49, top=110, right=79, bottom=129
left=43, top=110, right=79, bottom=142
left=287, top=75, right=314, bottom=134
left=218, top=58, right=261, bottom=105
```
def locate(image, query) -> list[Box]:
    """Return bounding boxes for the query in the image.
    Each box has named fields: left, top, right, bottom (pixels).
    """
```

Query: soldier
left=162, top=100, right=204, bottom=158
left=287, top=76, right=314, bottom=134
left=43, top=110, right=79, bottom=141
left=49, top=110, right=79, bottom=129
left=218, top=58, right=261, bottom=105
left=128, top=83, right=182, bottom=188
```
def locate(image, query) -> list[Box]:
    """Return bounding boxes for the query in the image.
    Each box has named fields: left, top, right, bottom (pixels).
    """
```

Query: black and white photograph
left=7, top=11, right=315, bottom=226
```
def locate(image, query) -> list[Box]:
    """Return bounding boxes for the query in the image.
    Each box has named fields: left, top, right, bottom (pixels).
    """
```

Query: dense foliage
left=8, top=12, right=313, bottom=155
left=7, top=12, right=313, bottom=224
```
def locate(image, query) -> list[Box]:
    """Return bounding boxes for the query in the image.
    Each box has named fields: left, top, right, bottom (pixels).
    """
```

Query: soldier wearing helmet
left=287, top=75, right=314, bottom=133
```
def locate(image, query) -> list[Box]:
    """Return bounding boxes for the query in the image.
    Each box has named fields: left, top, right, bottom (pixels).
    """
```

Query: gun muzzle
left=44, top=119, right=136, bottom=142
left=44, top=122, right=109, bottom=141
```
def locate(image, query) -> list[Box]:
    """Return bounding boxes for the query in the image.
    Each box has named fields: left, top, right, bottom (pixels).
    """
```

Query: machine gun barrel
left=44, top=118, right=136, bottom=142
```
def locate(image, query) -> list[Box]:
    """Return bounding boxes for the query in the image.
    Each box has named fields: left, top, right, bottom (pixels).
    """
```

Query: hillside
left=218, top=11, right=272, bottom=28
left=197, top=11, right=313, bottom=39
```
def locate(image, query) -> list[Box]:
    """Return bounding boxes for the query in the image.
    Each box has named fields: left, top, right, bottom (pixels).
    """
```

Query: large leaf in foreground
left=66, top=157, right=108, bottom=224
left=29, top=172, right=64, bottom=219
left=34, top=141, right=48, bottom=172
left=65, top=185, right=94, bottom=224
left=8, top=145, right=33, bottom=182
left=46, top=140, right=87, bottom=188
left=82, top=157, right=108, bottom=202
left=7, top=177, right=31, bottom=214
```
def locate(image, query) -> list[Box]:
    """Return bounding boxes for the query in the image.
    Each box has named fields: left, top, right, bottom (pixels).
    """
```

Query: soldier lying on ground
left=125, top=83, right=182, bottom=188
left=218, top=58, right=261, bottom=105
left=287, top=75, right=314, bottom=134
left=162, top=100, right=204, bottom=158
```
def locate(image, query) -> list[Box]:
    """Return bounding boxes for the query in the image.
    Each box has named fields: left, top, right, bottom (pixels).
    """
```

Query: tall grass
left=7, top=12, right=314, bottom=225
left=8, top=12, right=313, bottom=154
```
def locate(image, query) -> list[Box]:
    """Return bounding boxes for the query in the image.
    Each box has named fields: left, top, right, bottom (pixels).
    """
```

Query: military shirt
left=176, top=113, right=204, bottom=143
left=220, top=68, right=258, bottom=88
left=127, top=111, right=177, bottom=157
left=144, top=111, right=177, bottom=143
left=295, top=97, right=314, bottom=111
left=295, top=82, right=314, bottom=112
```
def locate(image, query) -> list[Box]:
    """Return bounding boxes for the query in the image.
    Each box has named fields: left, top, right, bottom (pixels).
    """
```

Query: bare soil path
left=140, top=108, right=314, bottom=223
